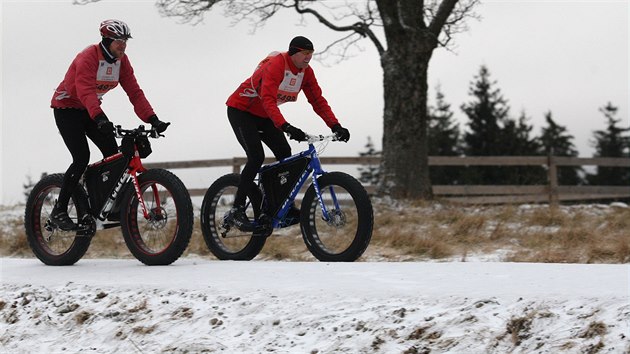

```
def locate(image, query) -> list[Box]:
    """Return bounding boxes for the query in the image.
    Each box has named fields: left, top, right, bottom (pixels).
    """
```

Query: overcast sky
left=1, top=0, right=628, bottom=204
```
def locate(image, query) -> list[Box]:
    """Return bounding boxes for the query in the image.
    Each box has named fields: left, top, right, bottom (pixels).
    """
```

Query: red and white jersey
left=51, top=44, right=154, bottom=122
left=226, top=51, right=339, bottom=129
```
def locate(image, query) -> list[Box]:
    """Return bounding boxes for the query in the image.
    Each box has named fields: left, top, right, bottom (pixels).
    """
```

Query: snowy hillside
left=1, top=258, right=629, bottom=353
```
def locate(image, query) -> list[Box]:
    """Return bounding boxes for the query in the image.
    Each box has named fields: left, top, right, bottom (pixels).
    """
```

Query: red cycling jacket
left=226, top=51, right=339, bottom=129
left=51, top=44, right=154, bottom=122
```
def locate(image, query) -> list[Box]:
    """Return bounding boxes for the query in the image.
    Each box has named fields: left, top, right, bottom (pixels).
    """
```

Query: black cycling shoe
left=226, top=205, right=255, bottom=232
left=50, top=207, right=77, bottom=231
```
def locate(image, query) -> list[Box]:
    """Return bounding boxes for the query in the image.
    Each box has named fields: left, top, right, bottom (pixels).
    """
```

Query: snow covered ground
left=1, top=258, right=628, bottom=353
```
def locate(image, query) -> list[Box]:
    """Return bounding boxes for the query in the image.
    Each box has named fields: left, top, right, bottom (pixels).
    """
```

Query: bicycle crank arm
left=102, top=222, right=121, bottom=229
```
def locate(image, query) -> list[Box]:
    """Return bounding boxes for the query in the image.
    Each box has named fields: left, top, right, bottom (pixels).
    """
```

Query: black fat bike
left=24, top=125, right=194, bottom=266
left=200, top=134, right=374, bottom=262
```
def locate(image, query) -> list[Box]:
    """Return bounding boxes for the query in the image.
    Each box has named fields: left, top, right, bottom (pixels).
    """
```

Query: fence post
left=232, top=157, right=241, bottom=174
left=547, top=153, right=559, bottom=206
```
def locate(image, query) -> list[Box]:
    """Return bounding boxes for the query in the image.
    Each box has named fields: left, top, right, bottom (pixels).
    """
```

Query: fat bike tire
left=24, top=173, right=92, bottom=265
left=300, top=172, right=373, bottom=262
left=200, top=173, right=266, bottom=260
left=120, top=169, right=194, bottom=265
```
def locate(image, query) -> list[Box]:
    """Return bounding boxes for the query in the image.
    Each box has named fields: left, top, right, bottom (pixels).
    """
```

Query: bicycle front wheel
left=200, top=173, right=267, bottom=260
left=301, top=172, right=373, bottom=262
left=24, top=173, right=92, bottom=265
left=120, top=169, right=194, bottom=265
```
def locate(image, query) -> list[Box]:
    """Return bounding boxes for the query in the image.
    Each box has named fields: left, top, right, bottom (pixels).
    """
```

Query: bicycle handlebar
left=114, top=126, right=331, bottom=141
left=304, top=133, right=340, bottom=143
left=114, top=125, right=163, bottom=139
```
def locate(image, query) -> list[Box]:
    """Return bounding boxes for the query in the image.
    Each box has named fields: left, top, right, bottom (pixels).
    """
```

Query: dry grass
left=2, top=201, right=629, bottom=263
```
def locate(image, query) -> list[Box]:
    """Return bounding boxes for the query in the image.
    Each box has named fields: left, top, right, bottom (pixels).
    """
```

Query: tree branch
left=428, top=0, right=458, bottom=37
left=156, top=0, right=223, bottom=24
left=293, top=0, right=385, bottom=55
left=428, top=0, right=479, bottom=47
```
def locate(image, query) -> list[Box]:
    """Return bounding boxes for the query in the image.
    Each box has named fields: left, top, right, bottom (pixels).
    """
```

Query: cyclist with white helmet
left=49, top=19, right=170, bottom=230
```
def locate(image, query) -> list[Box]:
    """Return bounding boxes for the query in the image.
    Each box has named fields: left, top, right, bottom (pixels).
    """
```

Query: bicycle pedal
left=252, top=224, right=272, bottom=237
left=252, top=224, right=267, bottom=233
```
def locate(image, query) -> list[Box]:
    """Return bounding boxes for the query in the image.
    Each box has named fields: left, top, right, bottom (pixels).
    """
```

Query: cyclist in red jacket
left=49, top=19, right=170, bottom=231
left=225, top=36, right=350, bottom=231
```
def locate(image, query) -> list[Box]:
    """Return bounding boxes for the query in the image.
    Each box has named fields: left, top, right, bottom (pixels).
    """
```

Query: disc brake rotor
left=326, top=209, right=347, bottom=228
left=148, top=207, right=168, bottom=229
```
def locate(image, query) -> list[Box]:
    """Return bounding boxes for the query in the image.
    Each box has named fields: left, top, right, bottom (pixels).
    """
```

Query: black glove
left=332, top=124, right=350, bottom=142
left=94, top=113, right=114, bottom=138
left=149, top=115, right=170, bottom=134
left=281, top=123, right=307, bottom=142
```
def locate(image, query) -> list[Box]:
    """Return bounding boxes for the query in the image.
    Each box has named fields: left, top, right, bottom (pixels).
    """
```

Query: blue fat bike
left=200, top=134, right=374, bottom=262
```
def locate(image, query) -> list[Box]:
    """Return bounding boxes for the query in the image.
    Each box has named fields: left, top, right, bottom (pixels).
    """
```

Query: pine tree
left=461, top=66, right=509, bottom=158
left=461, top=66, right=546, bottom=184
left=427, top=86, right=462, bottom=184
left=357, top=136, right=381, bottom=185
left=461, top=66, right=538, bottom=184
left=460, top=66, right=509, bottom=184
left=538, top=111, right=584, bottom=185
left=499, top=112, right=540, bottom=155
left=498, top=112, right=546, bottom=184
left=587, top=102, right=630, bottom=185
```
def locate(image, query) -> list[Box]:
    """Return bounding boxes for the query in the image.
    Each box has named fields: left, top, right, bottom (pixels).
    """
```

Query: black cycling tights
left=54, top=109, right=118, bottom=211
left=227, top=107, right=291, bottom=207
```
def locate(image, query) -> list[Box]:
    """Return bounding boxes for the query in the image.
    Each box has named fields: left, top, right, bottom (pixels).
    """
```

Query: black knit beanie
left=288, top=36, right=314, bottom=56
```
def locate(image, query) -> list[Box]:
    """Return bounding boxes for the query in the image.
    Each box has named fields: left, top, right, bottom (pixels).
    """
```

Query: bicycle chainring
left=76, top=214, right=96, bottom=237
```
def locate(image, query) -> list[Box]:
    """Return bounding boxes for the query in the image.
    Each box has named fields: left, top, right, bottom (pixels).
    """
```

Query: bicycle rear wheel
left=200, top=173, right=267, bottom=260
left=120, top=169, right=193, bottom=265
left=301, top=172, right=373, bottom=262
left=24, top=173, right=92, bottom=265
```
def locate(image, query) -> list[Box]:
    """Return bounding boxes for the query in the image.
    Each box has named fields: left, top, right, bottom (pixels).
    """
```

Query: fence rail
left=144, top=156, right=630, bottom=204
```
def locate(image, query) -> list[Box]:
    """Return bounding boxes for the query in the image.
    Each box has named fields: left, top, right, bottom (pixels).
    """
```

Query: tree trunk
left=377, top=36, right=434, bottom=199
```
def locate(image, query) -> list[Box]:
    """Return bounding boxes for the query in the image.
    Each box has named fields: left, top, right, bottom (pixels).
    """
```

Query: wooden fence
left=144, top=156, right=630, bottom=204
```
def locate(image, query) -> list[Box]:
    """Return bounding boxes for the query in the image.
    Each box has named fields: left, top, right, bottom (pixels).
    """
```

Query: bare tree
left=77, top=0, right=479, bottom=200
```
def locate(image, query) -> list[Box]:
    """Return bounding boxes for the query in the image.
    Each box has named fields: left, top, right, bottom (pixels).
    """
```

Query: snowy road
left=1, top=258, right=629, bottom=353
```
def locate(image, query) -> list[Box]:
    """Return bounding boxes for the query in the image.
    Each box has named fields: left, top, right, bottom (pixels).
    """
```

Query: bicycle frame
left=85, top=135, right=157, bottom=224
left=257, top=139, right=340, bottom=228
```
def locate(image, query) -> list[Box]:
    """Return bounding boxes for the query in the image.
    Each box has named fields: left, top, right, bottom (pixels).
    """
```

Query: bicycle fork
left=130, top=171, right=163, bottom=221
left=308, top=153, right=341, bottom=224
left=311, top=175, right=341, bottom=224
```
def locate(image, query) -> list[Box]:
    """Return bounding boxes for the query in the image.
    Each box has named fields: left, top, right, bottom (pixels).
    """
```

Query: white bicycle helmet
left=99, top=19, right=132, bottom=40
